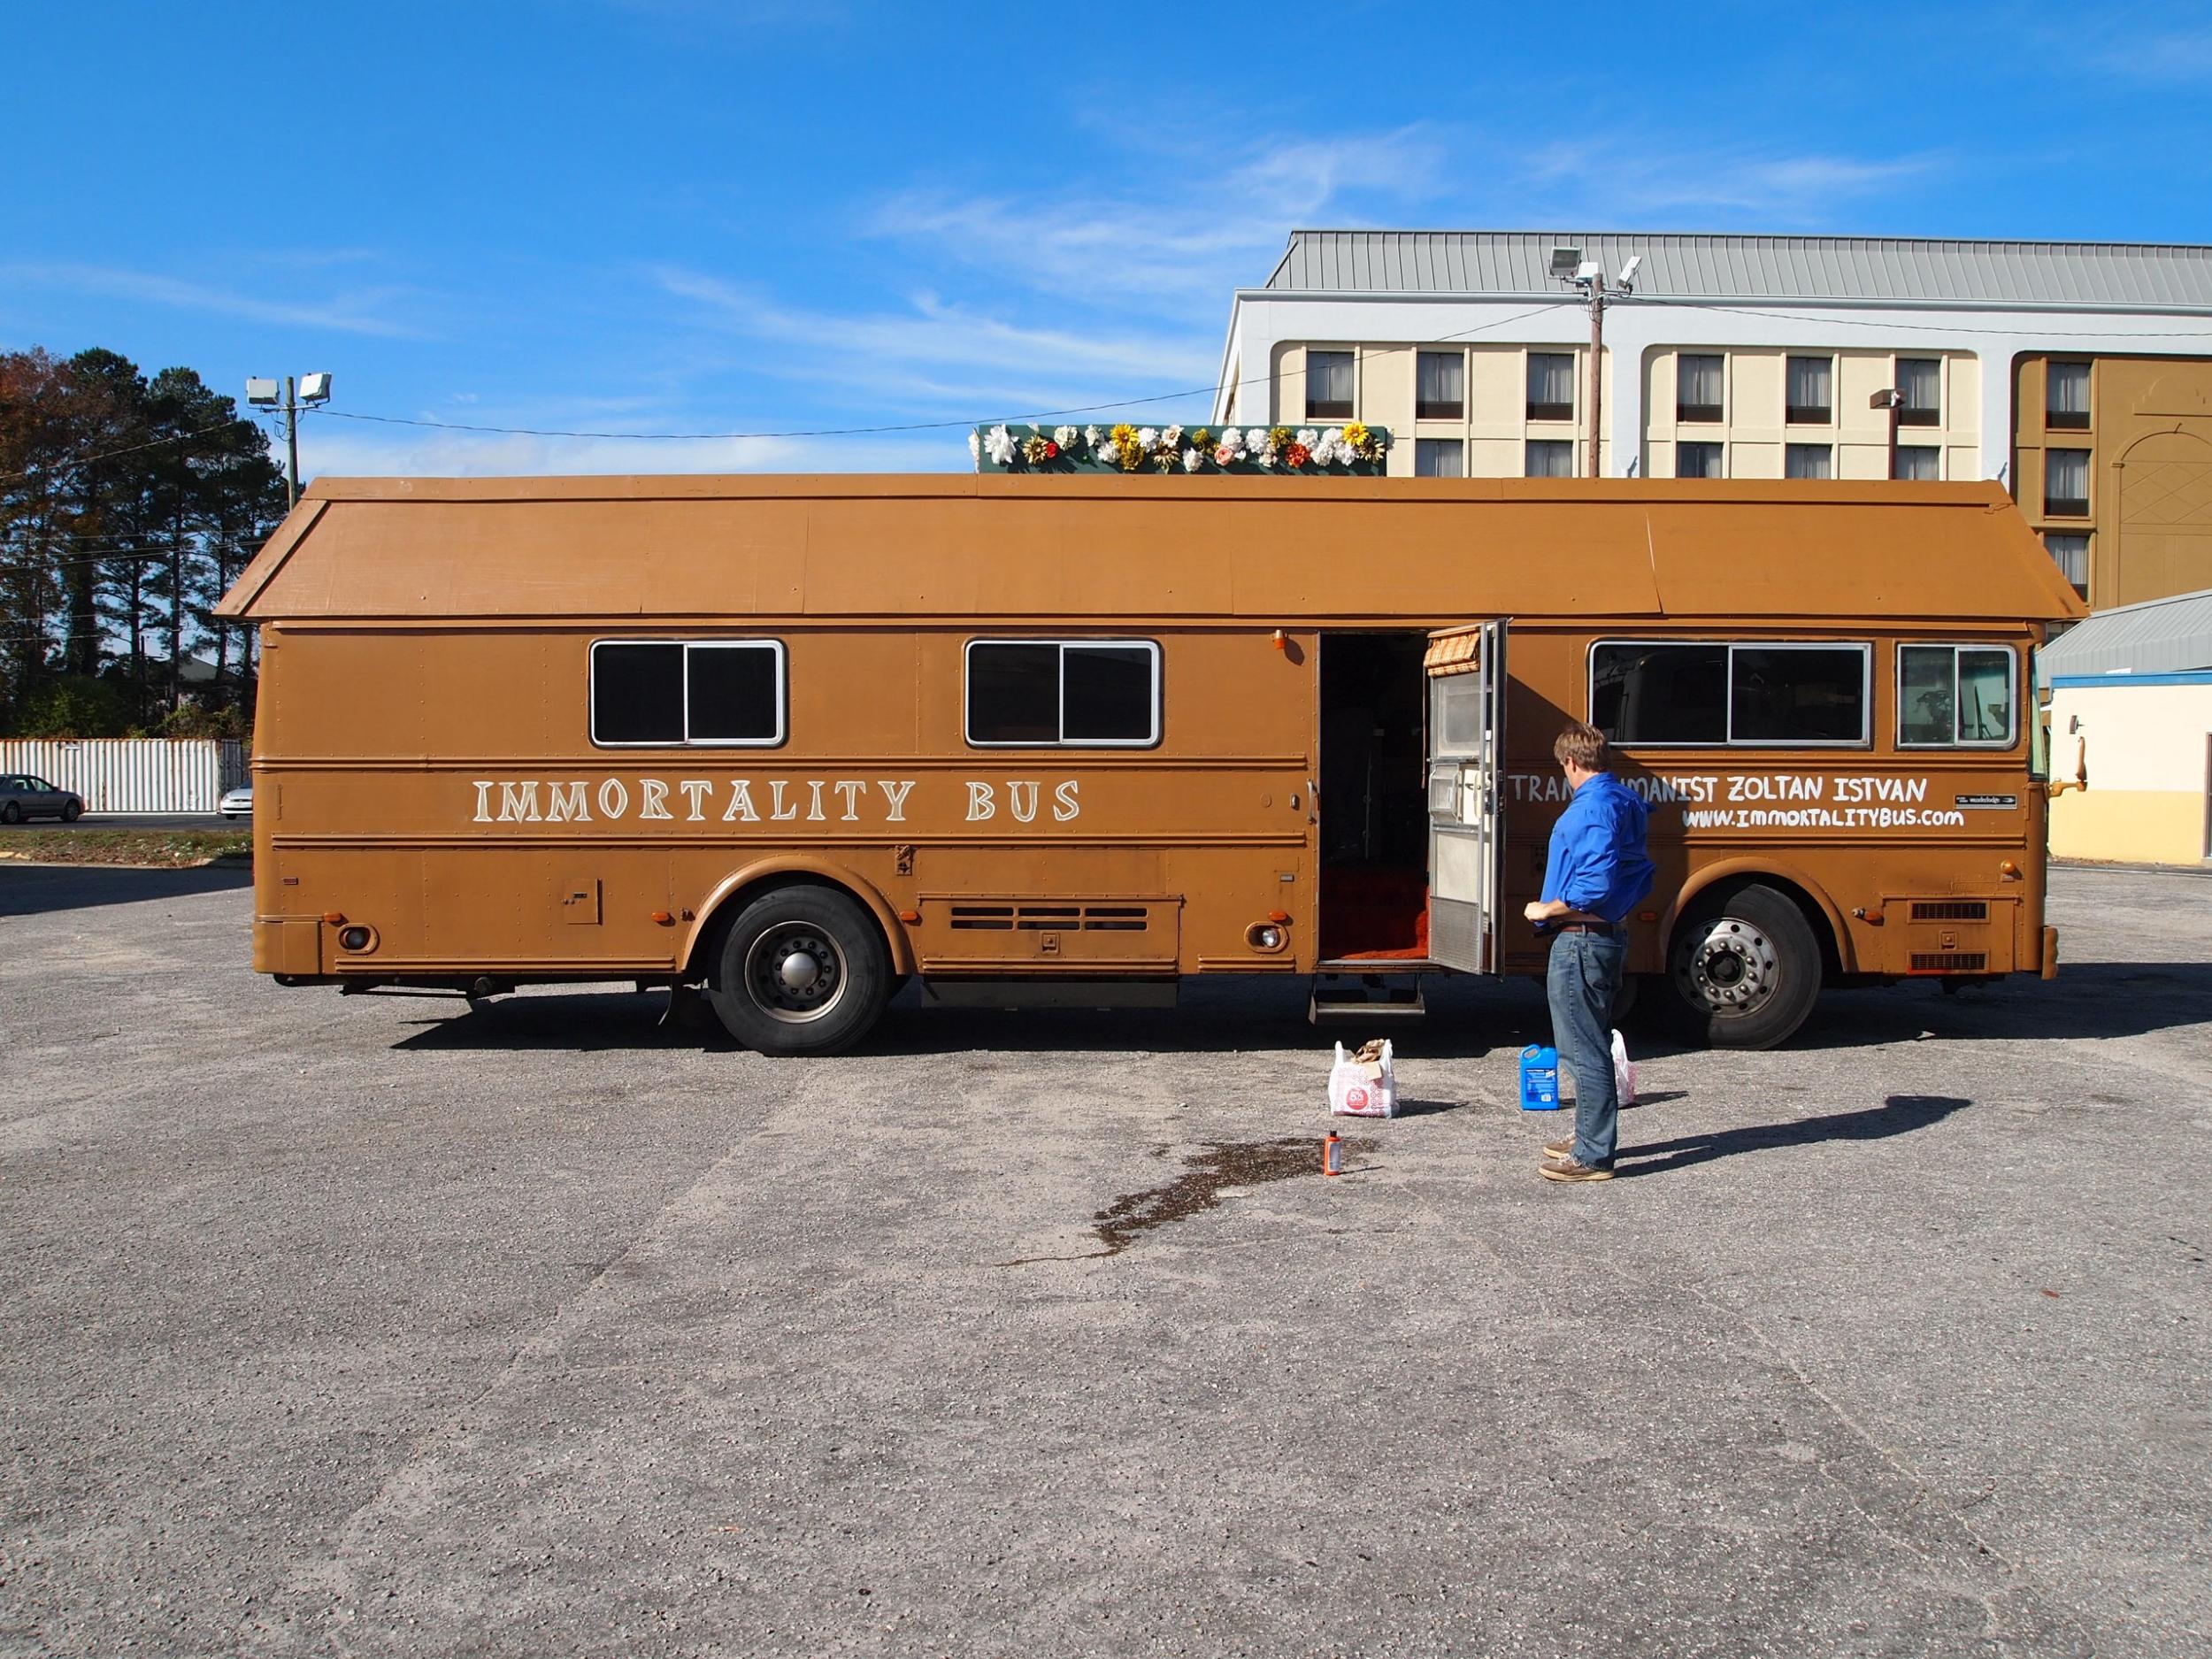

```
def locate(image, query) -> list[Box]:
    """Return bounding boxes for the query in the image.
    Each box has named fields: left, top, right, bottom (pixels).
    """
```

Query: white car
left=219, top=786, right=253, bottom=819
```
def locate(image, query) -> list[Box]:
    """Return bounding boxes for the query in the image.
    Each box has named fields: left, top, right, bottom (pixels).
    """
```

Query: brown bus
left=215, top=473, right=2084, bottom=1054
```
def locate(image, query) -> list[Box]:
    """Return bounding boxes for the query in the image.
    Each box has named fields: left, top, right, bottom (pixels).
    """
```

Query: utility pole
left=1552, top=250, right=1640, bottom=477
left=246, top=373, right=333, bottom=508
left=1870, top=388, right=1903, bottom=480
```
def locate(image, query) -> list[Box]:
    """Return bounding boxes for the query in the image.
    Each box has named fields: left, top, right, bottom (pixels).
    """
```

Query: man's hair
left=1554, top=720, right=1609, bottom=772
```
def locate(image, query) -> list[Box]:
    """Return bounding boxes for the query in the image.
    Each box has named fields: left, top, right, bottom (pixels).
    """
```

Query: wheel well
left=683, top=873, right=902, bottom=982
left=1674, top=873, right=1843, bottom=980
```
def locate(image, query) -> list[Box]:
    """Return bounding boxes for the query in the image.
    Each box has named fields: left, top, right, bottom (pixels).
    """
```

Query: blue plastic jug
left=1518, top=1044, right=1561, bottom=1110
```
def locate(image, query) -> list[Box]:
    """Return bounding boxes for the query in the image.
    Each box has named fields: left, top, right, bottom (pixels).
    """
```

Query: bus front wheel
left=707, top=885, right=891, bottom=1056
left=1660, top=885, right=1821, bottom=1050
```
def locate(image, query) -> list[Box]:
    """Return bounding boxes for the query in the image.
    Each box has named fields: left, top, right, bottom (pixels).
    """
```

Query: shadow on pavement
left=0, top=860, right=252, bottom=918
left=1614, top=1094, right=1971, bottom=1179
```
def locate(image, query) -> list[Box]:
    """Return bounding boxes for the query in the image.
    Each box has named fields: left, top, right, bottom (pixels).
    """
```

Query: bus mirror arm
left=2045, top=735, right=2089, bottom=798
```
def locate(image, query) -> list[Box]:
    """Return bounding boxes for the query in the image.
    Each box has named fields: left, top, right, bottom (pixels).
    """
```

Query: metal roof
left=1260, top=232, right=2212, bottom=310
left=2038, top=587, right=2212, bottom=682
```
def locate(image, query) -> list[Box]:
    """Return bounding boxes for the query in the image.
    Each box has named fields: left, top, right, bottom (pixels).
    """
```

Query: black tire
left=60, top=800, right=81, bottom=822
left=0, top=802, right=19, bottom=825
left=706, top=885, right=891, bottom=1056
left=1657, top=884, right=1823, bottom=1050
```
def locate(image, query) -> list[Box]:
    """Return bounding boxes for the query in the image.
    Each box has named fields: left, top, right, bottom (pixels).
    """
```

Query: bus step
left=1308, top=974, right=1426, bottom=1024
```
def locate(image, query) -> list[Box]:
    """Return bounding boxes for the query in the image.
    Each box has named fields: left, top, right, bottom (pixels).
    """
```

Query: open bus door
left=1425, top=620, right=1508, bottom=973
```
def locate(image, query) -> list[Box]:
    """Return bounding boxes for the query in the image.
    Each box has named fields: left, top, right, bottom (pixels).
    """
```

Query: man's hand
left=1524, top=899, right=1555, bottom=925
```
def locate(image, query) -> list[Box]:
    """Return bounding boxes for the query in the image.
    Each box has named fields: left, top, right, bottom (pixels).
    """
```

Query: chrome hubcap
left=1676, top=917, right=1779, bottom=1014
left=745, top=925, right=846, bottom=1024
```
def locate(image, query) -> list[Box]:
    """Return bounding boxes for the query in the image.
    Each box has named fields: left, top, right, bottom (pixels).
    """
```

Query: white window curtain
left=1526, top=353, right=1575, bottom=411
left=1896, top=446, right=1941, bottom=481
left=1416, top=439, right=1465, bottom=478
left=1785, top=443, right=1832, bottom=480
left=2047, top=362, right=2090, bottom=419
left=1525, top=440, right=1574, bottom=478
left=2043, top=534, right=2089, bottom=587
left=1676, top=442, right=1724, bottom=479
left=2046, top=449, right=2089, bottom=502
left=1417, top=352, right=1464, bottom=411
left=1899, top=357, right=1941, bottom=414
left=1308, top=350, right=1354, bottom=408
left=1678, top=355, right=1723, bottom=411
left=1786, top=356, right=1832, bottom=414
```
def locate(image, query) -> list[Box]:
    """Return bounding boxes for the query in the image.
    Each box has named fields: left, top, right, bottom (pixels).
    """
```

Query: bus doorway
left=1317, top=632, right=1433, bottom=961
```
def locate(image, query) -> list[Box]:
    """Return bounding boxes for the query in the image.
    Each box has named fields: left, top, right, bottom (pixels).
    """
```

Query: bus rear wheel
left=1660, top=884, right=1821, bottom=1050
left=707, top=886, right=891, bottom=1056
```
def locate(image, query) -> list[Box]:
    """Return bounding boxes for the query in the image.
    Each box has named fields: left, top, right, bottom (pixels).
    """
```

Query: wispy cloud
left=867, top=126, right=1450, bottom=308
left=2085, top=26, right=2212, bottom=81
left=0, top=261, right=427, bottom=338
left=1515, top=141, right=1942, bottom=224
left=297, top=419, right=959, bottom=480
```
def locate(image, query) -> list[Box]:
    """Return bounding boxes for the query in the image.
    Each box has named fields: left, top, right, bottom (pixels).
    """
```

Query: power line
left=0, top=417, right=264, bottom=485
left=298, top=303, right=1578, bottom=444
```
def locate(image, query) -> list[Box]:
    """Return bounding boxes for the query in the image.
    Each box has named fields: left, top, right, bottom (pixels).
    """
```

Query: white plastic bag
left=1610, top=1028, right=1637, bottom=1107
left=1329, top=1039, right=1398, bottom=1118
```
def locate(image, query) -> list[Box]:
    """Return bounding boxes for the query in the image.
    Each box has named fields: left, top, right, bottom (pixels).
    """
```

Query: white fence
left=0, top=738, right=248, bottom=813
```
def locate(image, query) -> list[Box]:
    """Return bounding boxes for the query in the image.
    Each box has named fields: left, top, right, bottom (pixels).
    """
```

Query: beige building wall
left=2047, top=680, right=2212, bottom=864
left=1643, top=348, right=1978, bottom=480
left=1267, top=342, right=1616, bottom=477
left=2014, top=355, right=2212, bottom=611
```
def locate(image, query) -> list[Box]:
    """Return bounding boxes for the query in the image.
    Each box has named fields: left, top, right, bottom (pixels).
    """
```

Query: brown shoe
left=1540, top=1156, right=1615, bottom=1183
left=1542, top=1137, right=1575, bottom=1162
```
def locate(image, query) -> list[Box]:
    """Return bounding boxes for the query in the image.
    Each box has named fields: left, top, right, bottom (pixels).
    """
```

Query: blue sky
left=4, top=1, right=2208, bottom=480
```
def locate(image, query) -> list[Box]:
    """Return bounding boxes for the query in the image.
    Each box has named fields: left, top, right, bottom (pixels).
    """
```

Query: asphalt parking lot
left=3, top=864, right=2208, bottom=1658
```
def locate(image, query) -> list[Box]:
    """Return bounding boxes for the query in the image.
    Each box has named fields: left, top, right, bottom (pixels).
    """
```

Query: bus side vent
left=949, top=903, right=1149, bottom=933
left=1909, top=901, right=1988, bottom=922
left=1910, top=952, right=1988, bottom=972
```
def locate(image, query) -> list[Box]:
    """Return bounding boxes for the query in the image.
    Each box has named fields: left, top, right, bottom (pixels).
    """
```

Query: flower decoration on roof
left=972, top=419, right=1388, bottom=475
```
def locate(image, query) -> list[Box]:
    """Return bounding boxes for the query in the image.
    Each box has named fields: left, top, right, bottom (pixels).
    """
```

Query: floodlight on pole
left=248, top=372, right=335, bottom=509
left=1553, top=245, right=1644, bottom=479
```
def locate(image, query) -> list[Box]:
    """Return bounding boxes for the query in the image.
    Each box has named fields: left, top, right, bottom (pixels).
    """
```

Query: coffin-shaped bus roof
left=216, top=474, right=2087, bottom=626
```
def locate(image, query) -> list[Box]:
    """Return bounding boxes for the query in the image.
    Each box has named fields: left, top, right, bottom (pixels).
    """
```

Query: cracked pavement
left=1, top=860, right=2207, bottom=1656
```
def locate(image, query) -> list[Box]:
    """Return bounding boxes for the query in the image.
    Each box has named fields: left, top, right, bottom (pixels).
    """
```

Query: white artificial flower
left=1217, top=426, right=1245, bottom=456
left=1054, top=426, right=1079, bottom=450
left=1252, top=447, right=1275, bottom=468
left=1323, top=427, right=1345, bottom=450
left=1163, top=424, right=1184, bottom=447
left=985, top=425, right=1018, bottom=466
left=1296, top=428, right=1319, bottom=450
left=1136, top=427, right=1159, bottom=449
left=1246, top=427, right=1271, bottom=452
left=967, top=430, right=981, bottom=465
left=1085, top=425, right=1104, bottom=447
left=1181, top=447, right=1202, bottom=472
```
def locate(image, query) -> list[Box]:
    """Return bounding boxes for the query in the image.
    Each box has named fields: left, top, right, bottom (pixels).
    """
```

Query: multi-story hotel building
left=1212, top=232, right=2212, bottom=609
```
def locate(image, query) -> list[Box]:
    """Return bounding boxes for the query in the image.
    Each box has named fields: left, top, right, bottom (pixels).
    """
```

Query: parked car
left=219, top=785, right=253, bottom=819
left=1, top=774, right=84, bottom=823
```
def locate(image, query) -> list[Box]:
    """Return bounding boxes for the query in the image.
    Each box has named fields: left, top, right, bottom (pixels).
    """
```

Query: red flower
left=1043, top=440, right=1059, bottom=458
left=1286, top=442, right=1311, bottom=468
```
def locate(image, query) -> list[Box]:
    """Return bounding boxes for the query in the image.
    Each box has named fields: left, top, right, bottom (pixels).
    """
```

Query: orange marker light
left=649, top=910, right=673, bottom=926
left=897, top=909, right=920, bottom=924
left=322, top=911, right=345, bottom=925
left=1271, top=628, right=1286, bottom=652
left=1267, top=910, right=1291, bottom=924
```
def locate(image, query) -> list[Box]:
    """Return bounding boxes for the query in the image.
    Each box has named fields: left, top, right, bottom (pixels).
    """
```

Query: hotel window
left=1786, top=356, right=1833, bottom=424
left=1785, top=443, right=1833, bottom=480
left=1676, top=354, right=1724, bottom=424
left=1895, top=445, right=1941, bottom=481
left=1897, top=357, right=1941, bottom=426
left=1676, top=442, right=1724, bottom=479
left=2043, top=533, right=2089, bottom=596
left=2047, top=362, right=2090, bottom=430
left=1415, top=439, right=1465, bottom=478
left=1525, top=440, right=1575, bottom=478
left=1305, top=350, right=1355, bottom=420
left=2045, top=449, right=2090, bottom=517
left=1417, top=351, right=1465, bottom=419
left=1526, top=353, right=1575, bottom=422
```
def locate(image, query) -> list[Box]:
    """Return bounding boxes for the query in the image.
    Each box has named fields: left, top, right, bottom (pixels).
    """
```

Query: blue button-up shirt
left=1540, top=772, right=1655, bottom=924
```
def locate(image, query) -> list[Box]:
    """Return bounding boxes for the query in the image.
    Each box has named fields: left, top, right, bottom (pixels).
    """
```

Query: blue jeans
left=1546, top=929, right=1626, bottom=1167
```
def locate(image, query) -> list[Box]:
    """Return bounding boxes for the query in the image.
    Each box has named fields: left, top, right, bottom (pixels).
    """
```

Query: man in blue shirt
left=1523, top=720, right=1655, bottom=1182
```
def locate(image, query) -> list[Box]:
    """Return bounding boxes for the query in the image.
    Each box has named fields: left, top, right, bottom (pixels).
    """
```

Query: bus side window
left=965, top=640, right=1159, bottom=747
left=590, top=639, right=786, bottom=748
left=1899, top=644, right=2015, bottom=748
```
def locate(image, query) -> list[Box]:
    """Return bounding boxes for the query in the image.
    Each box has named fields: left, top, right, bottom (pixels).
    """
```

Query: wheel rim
left=1674, top=915, right=1780, bottom=1017
left=741, top=923, right=848, bottom=1025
